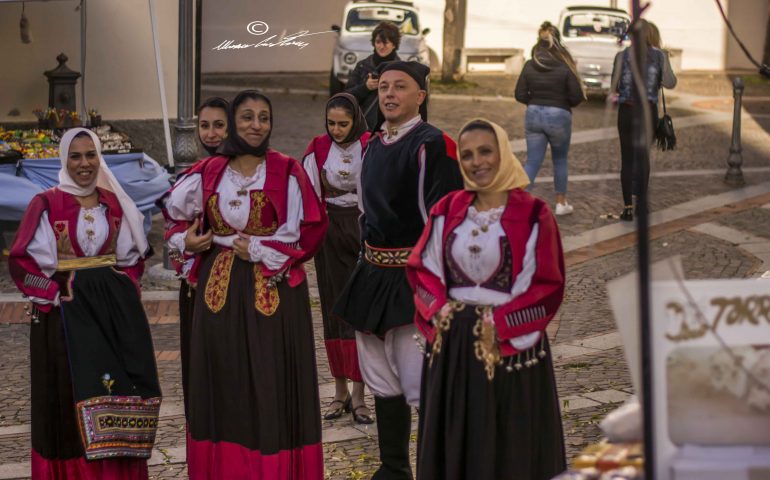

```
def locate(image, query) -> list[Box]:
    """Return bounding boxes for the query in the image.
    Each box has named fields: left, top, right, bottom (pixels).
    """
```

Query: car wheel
left=329, top=69, right=344, bottom=97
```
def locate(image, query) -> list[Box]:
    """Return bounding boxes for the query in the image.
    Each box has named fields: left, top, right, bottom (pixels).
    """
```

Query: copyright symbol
left=246, top=21, right=269, bottom=36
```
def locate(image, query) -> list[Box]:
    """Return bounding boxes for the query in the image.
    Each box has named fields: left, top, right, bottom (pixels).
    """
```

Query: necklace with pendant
left=467, top=206, right=503, bottom=256
left=227, top=166, right=257, bottom=197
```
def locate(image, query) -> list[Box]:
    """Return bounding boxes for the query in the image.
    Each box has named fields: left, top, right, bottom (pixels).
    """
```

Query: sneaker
left=555, top=202, right=574, bottom=216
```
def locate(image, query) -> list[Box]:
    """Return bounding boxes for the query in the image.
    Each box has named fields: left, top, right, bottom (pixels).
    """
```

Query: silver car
left=330, top=0, right=431, bottom=95
left=558, top=6, right=631, bottom=93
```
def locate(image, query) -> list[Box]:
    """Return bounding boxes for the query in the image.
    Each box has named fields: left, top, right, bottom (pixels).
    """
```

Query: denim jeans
left=524, top=105, right=573, bottom=194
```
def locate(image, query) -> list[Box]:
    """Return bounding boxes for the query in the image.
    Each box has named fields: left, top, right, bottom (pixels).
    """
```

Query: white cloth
left=57, top=128, right=149, bottom=256
left=380, top=115, right=422, bottom=144
left=356, top=324, right=423, bottom=406
left=421, top=208, right=542, bottom=350
left=164, top=164, right=304, bottom=272
left=25, top=207, right=141, bottom=305
left=77, top=206, right=109, bottom=257
left=303, top=141, right=362, bottom=208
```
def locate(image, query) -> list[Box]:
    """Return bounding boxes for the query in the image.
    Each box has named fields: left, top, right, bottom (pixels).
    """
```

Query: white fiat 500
left=329, top=0, right=431, bottom=95
left=558, top=6, right=631, bottom=93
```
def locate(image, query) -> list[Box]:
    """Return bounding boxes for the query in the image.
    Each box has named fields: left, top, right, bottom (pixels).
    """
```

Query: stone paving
left=1, top=74, right=770, bottom=478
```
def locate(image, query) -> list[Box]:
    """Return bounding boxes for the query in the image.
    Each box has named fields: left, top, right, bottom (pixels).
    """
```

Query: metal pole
left=174, top=0, right=198, bottom=173
left=148, top=0, right=175, bottom=168
left=629, top=2, right=656, bottom=478
left=79, top=0, right=88, bottom=126
left=194, top=0, right=202, bottom=112
left=724, top=77, right=745, bottom=186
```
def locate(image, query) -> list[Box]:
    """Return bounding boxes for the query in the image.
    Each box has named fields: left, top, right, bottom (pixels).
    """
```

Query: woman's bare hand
left=183, top=218, right=213, bottom=253
left=233, top=232, right=252, bottom=261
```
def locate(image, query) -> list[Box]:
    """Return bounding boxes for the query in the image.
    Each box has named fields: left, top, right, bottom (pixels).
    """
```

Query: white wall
left=725, top=0, right=769, bottom=69
left=201, top=0, right=348, bottom=73
left=0, top=0, right=178, bottom=122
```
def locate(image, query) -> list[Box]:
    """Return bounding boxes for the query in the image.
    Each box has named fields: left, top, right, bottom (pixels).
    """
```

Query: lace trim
left=225, top=164, right=263, bottom=190
left=467, top=205, right=505, bottom=228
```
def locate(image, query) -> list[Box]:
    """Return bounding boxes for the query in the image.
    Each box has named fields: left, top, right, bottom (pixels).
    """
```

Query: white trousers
left=356, top=324, right=423, bottom=407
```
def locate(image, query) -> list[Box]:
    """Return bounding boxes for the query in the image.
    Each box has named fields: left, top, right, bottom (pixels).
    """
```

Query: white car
left=330, top=0, right=431, bottom=95
left=558, top=6, right=631, bottom=93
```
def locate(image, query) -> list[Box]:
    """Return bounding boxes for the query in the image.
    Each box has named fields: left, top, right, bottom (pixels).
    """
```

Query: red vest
left=406, top=189, right=565, bottom=356
left=43, top=187, right=123, bottom=259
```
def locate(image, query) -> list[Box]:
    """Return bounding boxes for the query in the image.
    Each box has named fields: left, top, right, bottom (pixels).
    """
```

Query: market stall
left=0, top=126, right=171, bottom=227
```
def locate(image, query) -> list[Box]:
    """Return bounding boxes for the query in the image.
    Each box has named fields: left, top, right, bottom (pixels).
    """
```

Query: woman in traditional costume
left=161, top=90, right=328, bottom=479
left=165, top=96, right=228, bottom=417
left=10, top=128, right=161, bottom=480
left=302, top=93, right=373, bottom=424
left=407, top=118, right=566, bottom=480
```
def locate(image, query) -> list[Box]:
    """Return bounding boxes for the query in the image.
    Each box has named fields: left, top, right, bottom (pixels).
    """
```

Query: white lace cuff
left=181, top=258, right=195, bottom=278
left=248, top=236, right=290, bottom=270
left=247, top=236, right=263, bottom=263
left=168, top=232, right=187, bottom=254
left=29, top=292, right=60, bottom=307
left=509, top=331, right=541, bottom=351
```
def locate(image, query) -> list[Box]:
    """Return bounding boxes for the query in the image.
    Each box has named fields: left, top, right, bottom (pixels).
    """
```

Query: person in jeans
left=610, top=19, right=677, bottom=221
left=515, top=21, right=584, bottom=216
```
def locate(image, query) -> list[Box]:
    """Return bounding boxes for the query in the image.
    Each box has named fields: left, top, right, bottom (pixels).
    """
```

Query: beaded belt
left=364, top=242, right=411, bottom=267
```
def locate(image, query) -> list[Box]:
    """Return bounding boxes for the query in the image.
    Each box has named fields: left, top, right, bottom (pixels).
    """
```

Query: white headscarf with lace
left=58, top=128, right=149, bottom=255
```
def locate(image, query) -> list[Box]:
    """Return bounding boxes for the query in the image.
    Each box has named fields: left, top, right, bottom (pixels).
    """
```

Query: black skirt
left=314, top=204, right=361, bottom=381
left=187, top=247, right=323, bottom=478
left=417, top=307, right=566, bottom=480
left=333, top=260, right=414, bottom=336
left=178, top=280, right=195, bottom=417
left=31, top=266, right=158, bottom=478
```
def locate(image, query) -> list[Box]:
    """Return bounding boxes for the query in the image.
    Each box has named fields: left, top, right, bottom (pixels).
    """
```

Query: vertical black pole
left=630, top=1, right=656, bottom=478
left=724, top=77, right=745, bottom=186
left=195, top=0, right=202, bottom=112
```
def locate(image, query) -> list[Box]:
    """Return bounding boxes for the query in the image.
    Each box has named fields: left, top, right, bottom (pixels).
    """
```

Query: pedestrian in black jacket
left=346, top=21, right=401, bottom=130
left=515, top=21, right=585, bottom=216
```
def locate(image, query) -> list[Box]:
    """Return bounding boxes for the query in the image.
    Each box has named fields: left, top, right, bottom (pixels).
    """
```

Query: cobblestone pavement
left=2, top=75, right=770, bottom=478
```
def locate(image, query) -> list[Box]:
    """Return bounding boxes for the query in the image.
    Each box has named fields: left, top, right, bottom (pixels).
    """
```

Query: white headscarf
left=58, top=128, right=149, bottom=255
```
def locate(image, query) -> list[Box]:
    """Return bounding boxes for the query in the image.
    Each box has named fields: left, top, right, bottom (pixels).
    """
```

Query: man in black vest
left=335, top=61, right=463, bottom=479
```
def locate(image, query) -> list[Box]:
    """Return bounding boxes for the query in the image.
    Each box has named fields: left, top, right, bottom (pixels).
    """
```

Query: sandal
left=323, top=394, right=351, bottom=420
left=619, top=206, right=634, bottom=222
left=351, top=404, right=374, bottom=425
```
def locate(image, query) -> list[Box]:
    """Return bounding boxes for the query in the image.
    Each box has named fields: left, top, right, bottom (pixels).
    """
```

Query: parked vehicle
left=558, top=6, right=631, bottom=93
left=329, top=0, right=431, bottom=95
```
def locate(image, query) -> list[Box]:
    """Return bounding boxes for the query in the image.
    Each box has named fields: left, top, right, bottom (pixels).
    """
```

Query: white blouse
left=25, top=206, right=142, bottom=305
left=165, top=163, right=304, bottom=272
left=421, top=206, right=542, bottom=350
left=303, top=141, right=363, bottom=208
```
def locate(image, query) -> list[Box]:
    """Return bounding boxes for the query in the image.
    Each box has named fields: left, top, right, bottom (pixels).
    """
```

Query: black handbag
left=655, top=90, right=676, bottom=151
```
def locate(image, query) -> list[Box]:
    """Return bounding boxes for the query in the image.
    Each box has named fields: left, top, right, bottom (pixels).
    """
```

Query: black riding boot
left=372, top=394, right=413, bottom=480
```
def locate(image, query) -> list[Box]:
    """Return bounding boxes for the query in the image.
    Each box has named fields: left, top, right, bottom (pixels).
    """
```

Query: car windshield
left=345, top=7, right=420, bottom=35
left=563, top=13, right=629, bottom=39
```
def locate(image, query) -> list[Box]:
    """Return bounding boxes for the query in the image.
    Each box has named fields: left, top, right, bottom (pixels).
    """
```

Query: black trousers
left=618, top=102, right=658, bottom=206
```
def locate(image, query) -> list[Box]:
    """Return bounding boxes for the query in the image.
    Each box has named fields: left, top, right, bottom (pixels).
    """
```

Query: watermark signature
left=212, top=20, right=335, bottom=51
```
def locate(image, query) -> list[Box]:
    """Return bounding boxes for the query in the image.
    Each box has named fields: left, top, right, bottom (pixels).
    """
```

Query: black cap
left=376, top=60, right=430, bottom=90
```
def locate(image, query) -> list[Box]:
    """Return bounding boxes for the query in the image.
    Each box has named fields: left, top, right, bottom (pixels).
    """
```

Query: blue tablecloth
left=0, top=153, right=171, bottom=232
